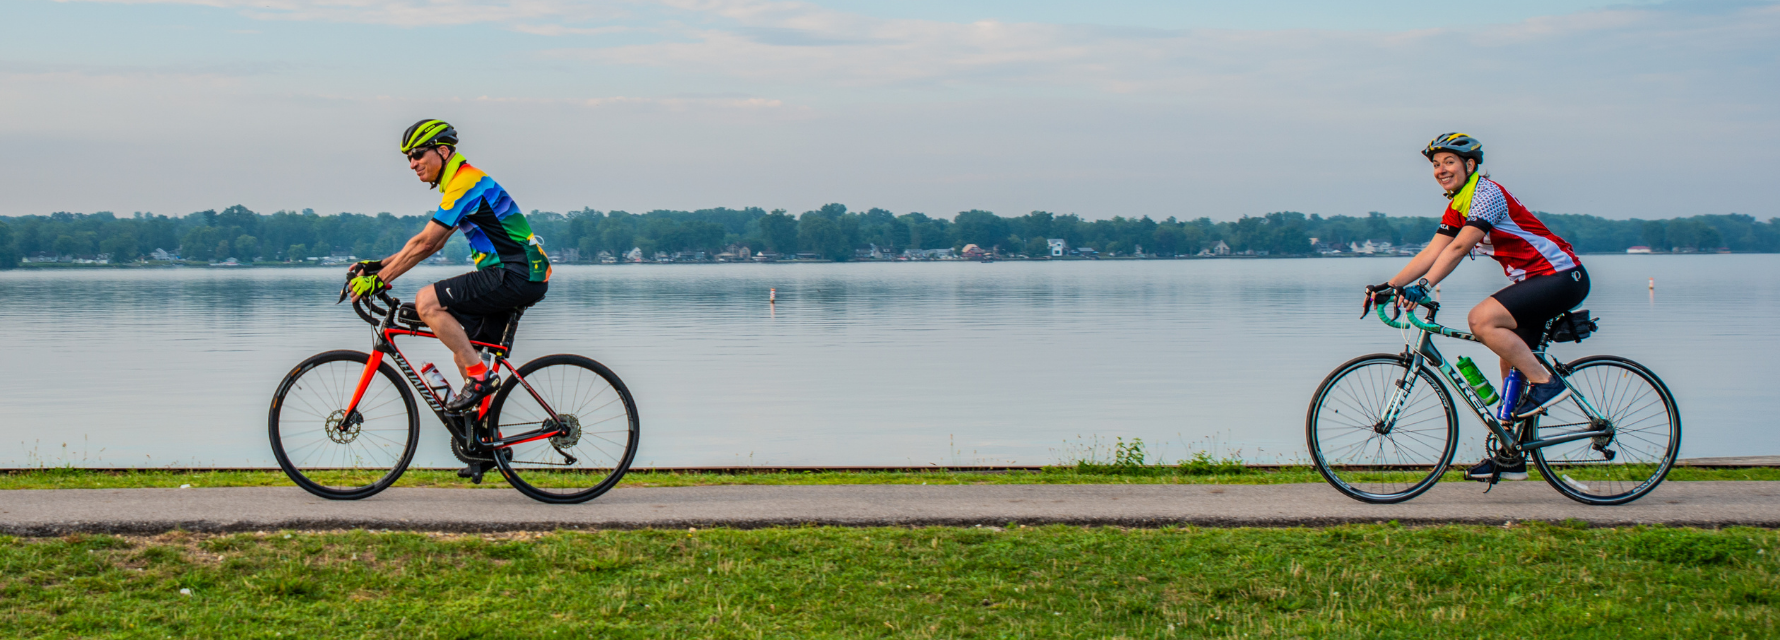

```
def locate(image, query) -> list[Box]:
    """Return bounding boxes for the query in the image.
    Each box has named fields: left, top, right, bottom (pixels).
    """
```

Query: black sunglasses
left=406, top=146, right=440, bottom=161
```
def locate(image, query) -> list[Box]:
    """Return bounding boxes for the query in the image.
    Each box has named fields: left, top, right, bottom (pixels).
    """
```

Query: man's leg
left=1467, top=298, right=1550, bottom=384
left=416, top=283, right=481, bottom=377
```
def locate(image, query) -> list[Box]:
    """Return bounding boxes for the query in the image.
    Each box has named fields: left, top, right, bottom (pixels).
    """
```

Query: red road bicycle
left=268, top=288, right=640, bottom=504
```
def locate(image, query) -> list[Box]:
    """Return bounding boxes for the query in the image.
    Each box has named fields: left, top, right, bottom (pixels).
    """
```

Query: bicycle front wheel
left=1531, top=356, right=1680, bottom=505
left=269, top=350, right=419, bottom=500
left=488, top=354, right=640, bottom=504
left=1307, top=354, right=1459, bottom=503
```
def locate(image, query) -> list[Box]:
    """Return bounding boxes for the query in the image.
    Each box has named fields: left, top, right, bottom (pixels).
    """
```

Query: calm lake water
left=2, top=255, right=1774, bottom=468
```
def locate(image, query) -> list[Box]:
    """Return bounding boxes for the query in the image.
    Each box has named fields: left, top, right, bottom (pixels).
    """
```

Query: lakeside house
left=1048, top=239, right=1067, bottom=257
left=903, top=248, right=955, bottom=260
left=1198, top=240, right=1231, bottom=257
left=1627, top=246, right=1653, bottom=254
left=717, top=245, right=753, bottom=262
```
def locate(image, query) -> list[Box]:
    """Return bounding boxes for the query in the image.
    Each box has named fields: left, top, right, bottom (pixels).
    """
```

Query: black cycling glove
left=1362, top=282, right=1393, bottom=317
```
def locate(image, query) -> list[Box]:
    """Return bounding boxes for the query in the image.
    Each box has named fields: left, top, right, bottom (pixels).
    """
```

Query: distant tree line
left=1, top=204, right=1775, bottom=269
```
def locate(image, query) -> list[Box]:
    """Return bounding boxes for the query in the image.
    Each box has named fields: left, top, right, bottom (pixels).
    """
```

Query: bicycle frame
left=339, top=293, right=566, bottom=453
left=1370, top=298, right=1615, bottom=455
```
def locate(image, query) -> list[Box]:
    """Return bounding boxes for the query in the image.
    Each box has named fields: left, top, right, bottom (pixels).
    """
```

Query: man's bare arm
left=377, top=221, right=454, bottom=283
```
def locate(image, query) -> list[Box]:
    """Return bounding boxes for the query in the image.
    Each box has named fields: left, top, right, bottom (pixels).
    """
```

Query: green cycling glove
left=348, top=274, right=389, bottom=298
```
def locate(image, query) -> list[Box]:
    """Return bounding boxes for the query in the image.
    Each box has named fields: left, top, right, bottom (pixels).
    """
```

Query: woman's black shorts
left=432, top=266, right=548, bottom=344
left=1490, top=266, right=1589, bottom=347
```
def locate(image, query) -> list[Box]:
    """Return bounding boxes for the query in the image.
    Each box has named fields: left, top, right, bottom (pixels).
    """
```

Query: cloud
left=509, top=23, right=638, bottom=36
left=467, top=94, right=788, bottom=109
left=534, top=1, right=1780, bottom=105
left=61, top=0, right=633, bottom=26
left=22, top=0, right=1780, bottom=220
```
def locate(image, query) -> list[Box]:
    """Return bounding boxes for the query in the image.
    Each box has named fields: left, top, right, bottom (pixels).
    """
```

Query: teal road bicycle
left=1306, top=292, right=1681, bottom=505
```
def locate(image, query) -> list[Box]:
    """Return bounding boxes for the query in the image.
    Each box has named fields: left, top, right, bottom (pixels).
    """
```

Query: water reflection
left=1, top=255, right=1773, bottom=468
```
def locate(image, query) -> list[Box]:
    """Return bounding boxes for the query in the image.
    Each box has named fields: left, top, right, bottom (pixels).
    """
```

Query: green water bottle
left=1456, top=356, right=1499, bottom=405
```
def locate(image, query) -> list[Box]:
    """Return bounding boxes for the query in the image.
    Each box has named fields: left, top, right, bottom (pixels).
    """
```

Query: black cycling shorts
left=1491, top=266, right=1589, bottom=347
left=433, top=266, right=547, bottom=344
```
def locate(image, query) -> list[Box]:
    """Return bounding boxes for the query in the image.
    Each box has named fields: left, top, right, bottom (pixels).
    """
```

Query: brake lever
left=336, top=282, right=349, bottom=305
left=1360, top=292, right=1373, bottom=319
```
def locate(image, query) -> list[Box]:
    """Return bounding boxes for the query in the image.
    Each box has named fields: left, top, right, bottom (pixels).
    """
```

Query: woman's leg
left=1467, top=298, right=1552, bottom=384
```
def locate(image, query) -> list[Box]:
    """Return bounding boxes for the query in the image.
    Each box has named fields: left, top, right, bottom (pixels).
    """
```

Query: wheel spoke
left=1309, top=357, right=1456, bottom=503
left=1534, top=358, right=1677, bottom=505
left=272, top=354, right=417, bottom=499
left=490, top=357, right=637, bottom=503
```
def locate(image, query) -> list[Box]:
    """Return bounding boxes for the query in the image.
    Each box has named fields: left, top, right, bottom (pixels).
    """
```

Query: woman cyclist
left=1369, top=133, right=1589, bottom=481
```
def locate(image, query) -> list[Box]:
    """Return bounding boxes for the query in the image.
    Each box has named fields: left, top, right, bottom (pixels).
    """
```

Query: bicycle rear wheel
left=269, top=350, right=419, bottom=500
left=488, top=354, right=639, bottom=504
left=1307, top=354, right=1459, bottom=503
left=1531, top=356, right=1680, bottom=505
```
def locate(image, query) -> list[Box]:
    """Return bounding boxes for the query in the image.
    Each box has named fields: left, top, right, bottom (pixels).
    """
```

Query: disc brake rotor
left=324, top=409, right=362, bottom=444
left=549, top=414, right=582, bottom=449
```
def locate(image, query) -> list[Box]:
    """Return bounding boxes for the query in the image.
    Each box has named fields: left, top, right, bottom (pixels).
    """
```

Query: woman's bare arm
left=1383, top=232, right=1455, bottom=287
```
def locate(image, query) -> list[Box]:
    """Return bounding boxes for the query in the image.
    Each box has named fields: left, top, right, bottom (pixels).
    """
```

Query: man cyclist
left=1369, top=133, right=1589, bottom=481
left=346, top=119, right=551, bottom=424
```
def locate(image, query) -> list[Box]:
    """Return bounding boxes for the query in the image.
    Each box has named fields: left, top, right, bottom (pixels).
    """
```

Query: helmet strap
left=426, top=145, right=452, bottom=189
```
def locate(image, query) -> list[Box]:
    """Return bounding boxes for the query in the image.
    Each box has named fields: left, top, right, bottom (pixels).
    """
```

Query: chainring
left=451, top=435, right=491, bottom=464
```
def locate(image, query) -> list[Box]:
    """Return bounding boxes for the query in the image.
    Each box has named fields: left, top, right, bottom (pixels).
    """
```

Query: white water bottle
left=420, top=362, right=454, bottom=402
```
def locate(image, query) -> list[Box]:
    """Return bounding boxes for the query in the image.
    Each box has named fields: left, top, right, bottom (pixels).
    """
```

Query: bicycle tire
left=269, top=350, right=419, bottom=500
left=1530, top=355, right=1680, bottom=506
left=488, top=354, right=640, bottom=504
left=1307, top=353, right=1459, bottom=504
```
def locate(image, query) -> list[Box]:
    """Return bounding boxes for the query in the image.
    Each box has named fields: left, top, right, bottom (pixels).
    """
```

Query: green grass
left=1, top=524, right=1774, bottom=638
left=1, top=466, right=1774, bottom=491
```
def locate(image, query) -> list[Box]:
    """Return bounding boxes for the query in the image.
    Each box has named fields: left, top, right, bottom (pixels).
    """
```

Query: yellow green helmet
left=400, top=119, right=458, bottom=154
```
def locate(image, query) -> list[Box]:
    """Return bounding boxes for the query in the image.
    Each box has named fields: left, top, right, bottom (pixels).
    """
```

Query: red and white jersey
left=1437, top=175, right=1579, bottom=282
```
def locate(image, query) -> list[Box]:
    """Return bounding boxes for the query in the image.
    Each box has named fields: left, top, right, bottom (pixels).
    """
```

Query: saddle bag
left=1546, top=309, right=1598, bottom=343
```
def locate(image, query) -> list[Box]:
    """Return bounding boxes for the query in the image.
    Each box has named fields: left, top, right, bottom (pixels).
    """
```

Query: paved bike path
left=1, top=482, right=1775, bottom=536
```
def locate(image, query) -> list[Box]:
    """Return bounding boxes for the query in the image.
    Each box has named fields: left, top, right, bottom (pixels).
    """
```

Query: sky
left=1, top=0, right=1776, bottom=221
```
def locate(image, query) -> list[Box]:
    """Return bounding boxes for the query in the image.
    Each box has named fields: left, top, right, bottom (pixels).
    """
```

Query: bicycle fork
left=336, top=350, right=386, bottom=433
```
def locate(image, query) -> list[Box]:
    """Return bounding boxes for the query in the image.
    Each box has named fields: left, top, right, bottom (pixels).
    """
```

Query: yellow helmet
left=400, top=119, right=458, bottom=154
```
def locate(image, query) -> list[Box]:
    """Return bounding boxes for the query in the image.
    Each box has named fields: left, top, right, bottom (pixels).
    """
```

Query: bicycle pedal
left=1482, top=473, right=1501, bottom=493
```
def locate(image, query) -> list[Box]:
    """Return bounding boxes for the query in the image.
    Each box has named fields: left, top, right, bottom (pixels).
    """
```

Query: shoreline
left=7, top=250, right=1760, bottom=270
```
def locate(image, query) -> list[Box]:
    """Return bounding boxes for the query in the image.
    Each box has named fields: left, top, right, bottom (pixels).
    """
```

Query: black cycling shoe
left=1466, top=457, right=1528, bottom=481
left=444, top=375, right=499, bottom=413
left=1513, top=379, right=1572, bottom=418
left=457, top=461, right=489, bottom=484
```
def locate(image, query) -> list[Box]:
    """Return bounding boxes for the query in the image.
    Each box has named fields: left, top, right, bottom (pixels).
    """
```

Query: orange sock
left=465, top=363, right=489, bottom=380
